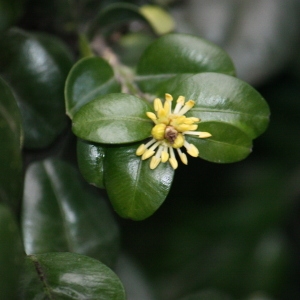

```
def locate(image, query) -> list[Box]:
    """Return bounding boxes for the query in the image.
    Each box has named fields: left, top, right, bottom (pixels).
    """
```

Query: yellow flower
left=136, top=93, right=212, bottom=169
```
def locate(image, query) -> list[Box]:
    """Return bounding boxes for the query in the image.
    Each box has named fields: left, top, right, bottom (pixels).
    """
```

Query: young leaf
left=77, top=138, right=106, bottom=189
left=65, top=56, right=121, bottom=119
left=159, top=72, right=270, bottom=139
left=0, top=28, right=73, bottom=148
left=139, top=5, right=175, bottom=35
left=21, top=252, right=126, bottom=300
left=104, top=144, right=174, bottom=220
left=136, top=33, right=236, bottom=92
left=21, top=158, right=120, bottom=267
left=72, top=93, right=153, bottom=144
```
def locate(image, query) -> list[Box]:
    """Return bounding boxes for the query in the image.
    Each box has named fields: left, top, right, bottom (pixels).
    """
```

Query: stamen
left=142, top=141, right=160, bottom=160
left=155, top=144, right=164, bottom=159
left=198, top=132, right=212, bottom=138
left=150, top=145, right=164, bottom=169
left=178, top=100, right=195, bottom=115
left=163, top=101, right=171, bottom=116
left=146, top=112, right=158, bottom=123
left=165, top=93, right=173, bottom=102
left=173, top=96, right=185, bottom=114
left=169, top=157, right=178, bottom=169
left=136, top=144, right=146, bottom=156
left=161, top=144, right=169, bottom=162
left=144, top=138, right=157, bottom=148
left=154, top=98, right=163, bottom=111
left=176, top=124, right=198, bottom=132
left=157, top=108, right=168, bottom=119
left=174, top=116, right=186, bottom=123
left=168, top=146, right=178, bottom=169
left=189, top=117, right=200, bottom=122
left=150, top=157, right=161, bottom=169
left=142, top=149, right=155, bottom=160
left=183, top=131, right=212, bottom=138
left=152, top=123, right=167, bottom=140
left=184, top=140, right=199, bottom=157
left=177, top=148, right=188, bottom=165
left=183, top=118, right=198, bottom=125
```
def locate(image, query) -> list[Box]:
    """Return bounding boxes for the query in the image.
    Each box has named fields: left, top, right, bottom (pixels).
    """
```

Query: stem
left=90, top=35, right=148, bottom=100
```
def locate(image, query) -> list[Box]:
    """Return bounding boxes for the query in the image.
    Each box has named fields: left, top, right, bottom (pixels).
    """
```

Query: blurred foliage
left=0, top=0, right=300, bottom=299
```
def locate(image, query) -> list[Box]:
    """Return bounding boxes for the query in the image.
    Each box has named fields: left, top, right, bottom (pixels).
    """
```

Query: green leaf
left=21, top=252, right=126, bottom=300
left=136, top=33, right=236, bottom=92
left=65, top=56, right=121, bottom=119
left=139, top=5, right=175, bottom=35
left=72, top=93, right=153, bottom=144
left=0, top=77, right=23, bottom=210
left=160, top=72, right=270, bottom=139
left=0, top=28, right=73, bottom=148
left=186, top=122, right=252, bottom=163
left=21, top=158, right=120, bottom=267
left=0, top=0, right=22, bottom=33
left=77, top=138, right=106, bottom=189
left=0, top=204, right=24, bottom=300
left=104, top=144, right=174, bottom=220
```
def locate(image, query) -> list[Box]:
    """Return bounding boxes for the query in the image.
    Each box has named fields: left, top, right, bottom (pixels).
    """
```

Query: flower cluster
left=136, top=93, right=212, bottom=169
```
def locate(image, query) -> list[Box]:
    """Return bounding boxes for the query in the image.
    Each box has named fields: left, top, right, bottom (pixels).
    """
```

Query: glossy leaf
left=21, top=252, right=126, bottom=300
left=0, top=28, right=73, bottom=148
left=136, top=33, right=236, bottom=92
left=0, top=204, right=24, bottom=300
left=104, top=144, right=174, bottom=220
left=72, top=93, right=153, bottom=144
left=0, top=77, right=23, bottom=210
left=0, top=0, right=22, bottom=33
left=77, top=138, right=106, bottom=189
left=65, top=56, right=121, bottom=119
left=88, top=3, right=174, bottom=37
left=159, top=72, right=270, bottom=139
left=187, top=122, right=252, bottom=163
left=22, top=158, right=120, bottom=267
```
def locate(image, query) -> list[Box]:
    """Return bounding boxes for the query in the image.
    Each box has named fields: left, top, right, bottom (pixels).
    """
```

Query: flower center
left=164, top=126, right=178, bottom=144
